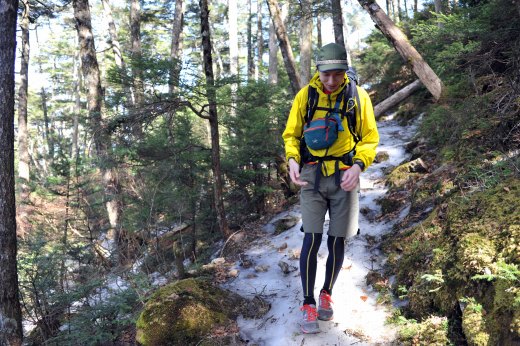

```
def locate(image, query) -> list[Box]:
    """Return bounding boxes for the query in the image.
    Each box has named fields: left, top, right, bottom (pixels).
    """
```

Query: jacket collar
left=309, top=71, right=350, bottom=97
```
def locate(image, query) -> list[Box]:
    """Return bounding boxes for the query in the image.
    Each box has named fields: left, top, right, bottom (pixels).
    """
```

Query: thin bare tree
left=266, top=0, right=302, bottom=95
left=0, top=0, right=24, bottom=343
left=199, top=0, right=231, bottom=238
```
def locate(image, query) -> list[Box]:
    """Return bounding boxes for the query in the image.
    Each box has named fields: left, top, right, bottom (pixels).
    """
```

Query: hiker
left=282, top=43, right=379, bottom=334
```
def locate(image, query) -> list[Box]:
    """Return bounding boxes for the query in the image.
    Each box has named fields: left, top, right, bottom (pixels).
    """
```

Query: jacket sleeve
left=282, top=88, right=308, bottom=164
left=353, top=87, right=379, bottom=170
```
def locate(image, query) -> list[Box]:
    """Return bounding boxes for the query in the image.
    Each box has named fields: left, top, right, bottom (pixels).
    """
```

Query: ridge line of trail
left=224, top=114, right=420, bottom=346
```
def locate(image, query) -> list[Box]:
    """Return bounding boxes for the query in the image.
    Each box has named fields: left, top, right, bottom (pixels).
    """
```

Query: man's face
left=318, top=70, right=345, bottom=92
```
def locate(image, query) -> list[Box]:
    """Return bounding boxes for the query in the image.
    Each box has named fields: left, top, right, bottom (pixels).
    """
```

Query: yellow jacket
left=282, top=71, right=379, bottom=176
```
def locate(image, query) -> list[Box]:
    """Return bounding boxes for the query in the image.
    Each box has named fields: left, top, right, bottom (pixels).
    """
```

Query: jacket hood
left=308, top=71, right=350, bottom=96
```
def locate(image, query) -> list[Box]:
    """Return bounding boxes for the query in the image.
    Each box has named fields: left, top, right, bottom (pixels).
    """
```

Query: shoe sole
left=317, top=315, right=333, bottom=321
left=301, top=326, right=320, bottom=334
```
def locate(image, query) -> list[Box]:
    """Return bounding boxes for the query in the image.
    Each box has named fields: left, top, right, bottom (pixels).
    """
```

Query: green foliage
left=221, top=80, right=291, bottom=219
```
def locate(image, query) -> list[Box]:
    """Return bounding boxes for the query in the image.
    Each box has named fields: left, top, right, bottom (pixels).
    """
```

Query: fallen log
left=358, top=0, right=444, bottom=101
left=374, top=79, right=423, bottom=118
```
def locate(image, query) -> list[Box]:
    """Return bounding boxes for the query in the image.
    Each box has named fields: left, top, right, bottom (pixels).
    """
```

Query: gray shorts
left=299, top=164, right=359, bottom=238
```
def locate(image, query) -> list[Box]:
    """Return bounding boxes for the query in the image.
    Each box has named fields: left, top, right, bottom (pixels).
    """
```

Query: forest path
left=224, top=115, right=419, bottom=345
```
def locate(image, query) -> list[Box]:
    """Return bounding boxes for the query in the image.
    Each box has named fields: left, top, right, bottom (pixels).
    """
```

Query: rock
left=408, top=158, right=429, bottom=173
left=375, top=151, right=390, bottom=163
left=211, top=257, right=226, bottom=265
left=136, top=278, right=267, bottom=346
left=288, top=249, right=301, bottom=260
left=278, top=242, right=288, bottom=251
left=273, top=216, right=299, bottom=235
left=278, top=260, right=297, bottom=275
left=254, top=265, right=269, bottom=273
left=228, top=269, right=239, bottom=278
left=239, top=255, right=254, bottom=268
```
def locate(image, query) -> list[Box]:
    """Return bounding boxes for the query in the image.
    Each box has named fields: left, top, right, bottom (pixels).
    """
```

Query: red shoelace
left=301, top=304, right=318, bottom=321
left=319, top=291, right=333, bottom=309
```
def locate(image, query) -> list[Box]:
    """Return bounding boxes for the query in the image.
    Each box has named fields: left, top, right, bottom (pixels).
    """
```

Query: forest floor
left=223, top=114, right=420, bottom=345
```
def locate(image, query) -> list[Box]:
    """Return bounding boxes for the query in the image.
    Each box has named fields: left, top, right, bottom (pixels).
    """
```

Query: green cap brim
left=317, top=63, right=349, bottom=72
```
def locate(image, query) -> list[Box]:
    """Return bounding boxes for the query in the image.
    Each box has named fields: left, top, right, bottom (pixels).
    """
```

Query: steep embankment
left=223, top=114, right=419, bottom=345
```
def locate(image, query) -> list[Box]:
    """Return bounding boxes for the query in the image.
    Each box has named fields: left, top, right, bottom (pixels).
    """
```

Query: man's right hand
left=288, top=158, right=308, bottom=186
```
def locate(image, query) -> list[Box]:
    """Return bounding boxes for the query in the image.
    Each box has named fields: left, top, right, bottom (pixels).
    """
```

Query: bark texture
left=0, top=0, right=24, bottom=343
left=359, top=0, right=444, bottom=101
left=18, top=0, right=30, bottom=185
left=170, top=0, right=184, bottom=93
left=200, top=0, right=230, bottom=238
left=374, top=79, right=422, bottom=117
left=73, top=0, right=123, bottom=262
left=268, top=19, right=278, bottom=84
left=332, top=0, right=345, bottom=49
left=266, top=0, right=302, bottom=95
left=299, top=0, right=312, bottom=84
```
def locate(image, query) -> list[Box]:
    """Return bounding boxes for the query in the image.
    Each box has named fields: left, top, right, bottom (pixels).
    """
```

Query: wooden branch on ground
left=374, top=79, right=423, bottom=118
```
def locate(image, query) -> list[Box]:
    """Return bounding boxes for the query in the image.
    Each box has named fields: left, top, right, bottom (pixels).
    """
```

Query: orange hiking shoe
left=300, top=304, right=320, bottom=334
left=318, top=290, right=333, bottom=321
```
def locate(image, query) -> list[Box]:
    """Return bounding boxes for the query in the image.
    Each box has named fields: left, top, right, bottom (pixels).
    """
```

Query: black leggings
left=300, top=233, right=345, bottom=305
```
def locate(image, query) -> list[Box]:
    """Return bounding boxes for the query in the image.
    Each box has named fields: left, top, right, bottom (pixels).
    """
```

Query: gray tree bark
left=247, top=0, right=255, bottom=80
left=358, top=0, right=444, bottom=101
left=299, top=0, right=313, bottom=84
left=73, top=0, right=124, bottom=263
left=374, top=79, right=422, bottom=117
left=130, top=0, right=144, bottom=136
left=200, top=0, right=231, bottom=238
left=266, top=0, right=302, bottom=95
left=18, top=0, right=30, bottom=186
left=170, top=0, right=185, bottom=93
left=256, top=0, right=263, bottom=80
left=268, top=19, right=278, bottom=84
left=0, top=0, right=24, bottom=343
left=332, top=0, right=345, bottom=49
left=102, top=0, right=135, bottom=104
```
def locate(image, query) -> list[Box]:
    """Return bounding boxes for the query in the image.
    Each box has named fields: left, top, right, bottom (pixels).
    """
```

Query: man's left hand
left=340, top=165, right=361, bottom=191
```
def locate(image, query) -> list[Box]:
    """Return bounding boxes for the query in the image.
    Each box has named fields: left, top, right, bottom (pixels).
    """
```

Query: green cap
left=316, top=43, right=349, bottom=72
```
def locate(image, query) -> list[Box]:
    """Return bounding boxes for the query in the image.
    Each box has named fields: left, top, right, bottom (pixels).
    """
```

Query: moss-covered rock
left=136, top=278, right=269, bottom=345
left=455, top=233, right=496, bottom=279
left=462, top=300, right=490, bottom=346
left=398, top=315, right=449, bottom=346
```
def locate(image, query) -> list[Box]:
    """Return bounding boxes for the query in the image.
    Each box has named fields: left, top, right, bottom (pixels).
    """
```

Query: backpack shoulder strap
left=305, top=86, right=319, bottom=126
left=342, top=79, right=362, bottom=143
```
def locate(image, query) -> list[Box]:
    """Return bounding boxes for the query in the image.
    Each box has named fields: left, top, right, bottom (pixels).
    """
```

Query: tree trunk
left=392, top=0, right=399, bottom=22
left=40, top=85, right=54, bottom=165
left=73, top=0, right=124, bottom=263
left=317, top=14, right=322, bottom=48
left=434, top=0, right=443, bottom=27
left=229, top=0, right=238, bottom=116
left=0, top=0, right=24, bottom=343
left=256, top=0, right=263, bottom=80
left=268, top=18, right=278, bottom=84
left=374, top=79, right=422, bottom=117
left=18, top=0, right=30, bottom=186
left=331, top=0, right=345, bottom=49
left=247, top=0, right=254, bottom=80
left=102, top=0, right=135, bottom=104
left=266, top=0, right=302, bottom=95
left=130, top=0, right=144, bottom=136
left=200, top=0, right=231, bottom=238
left=299, top=0, right=312, bottom=85
left=72, top=47, right=81, bottom=165
left=340, top=1, right=352, bottom=66
left=170, top=0, right=185, bottom=93
left=358, top=0, right=444, bottom=101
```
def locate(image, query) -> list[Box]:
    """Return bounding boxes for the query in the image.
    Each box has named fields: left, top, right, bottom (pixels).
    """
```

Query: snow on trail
left=224, top=115, right=418, bottom=346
